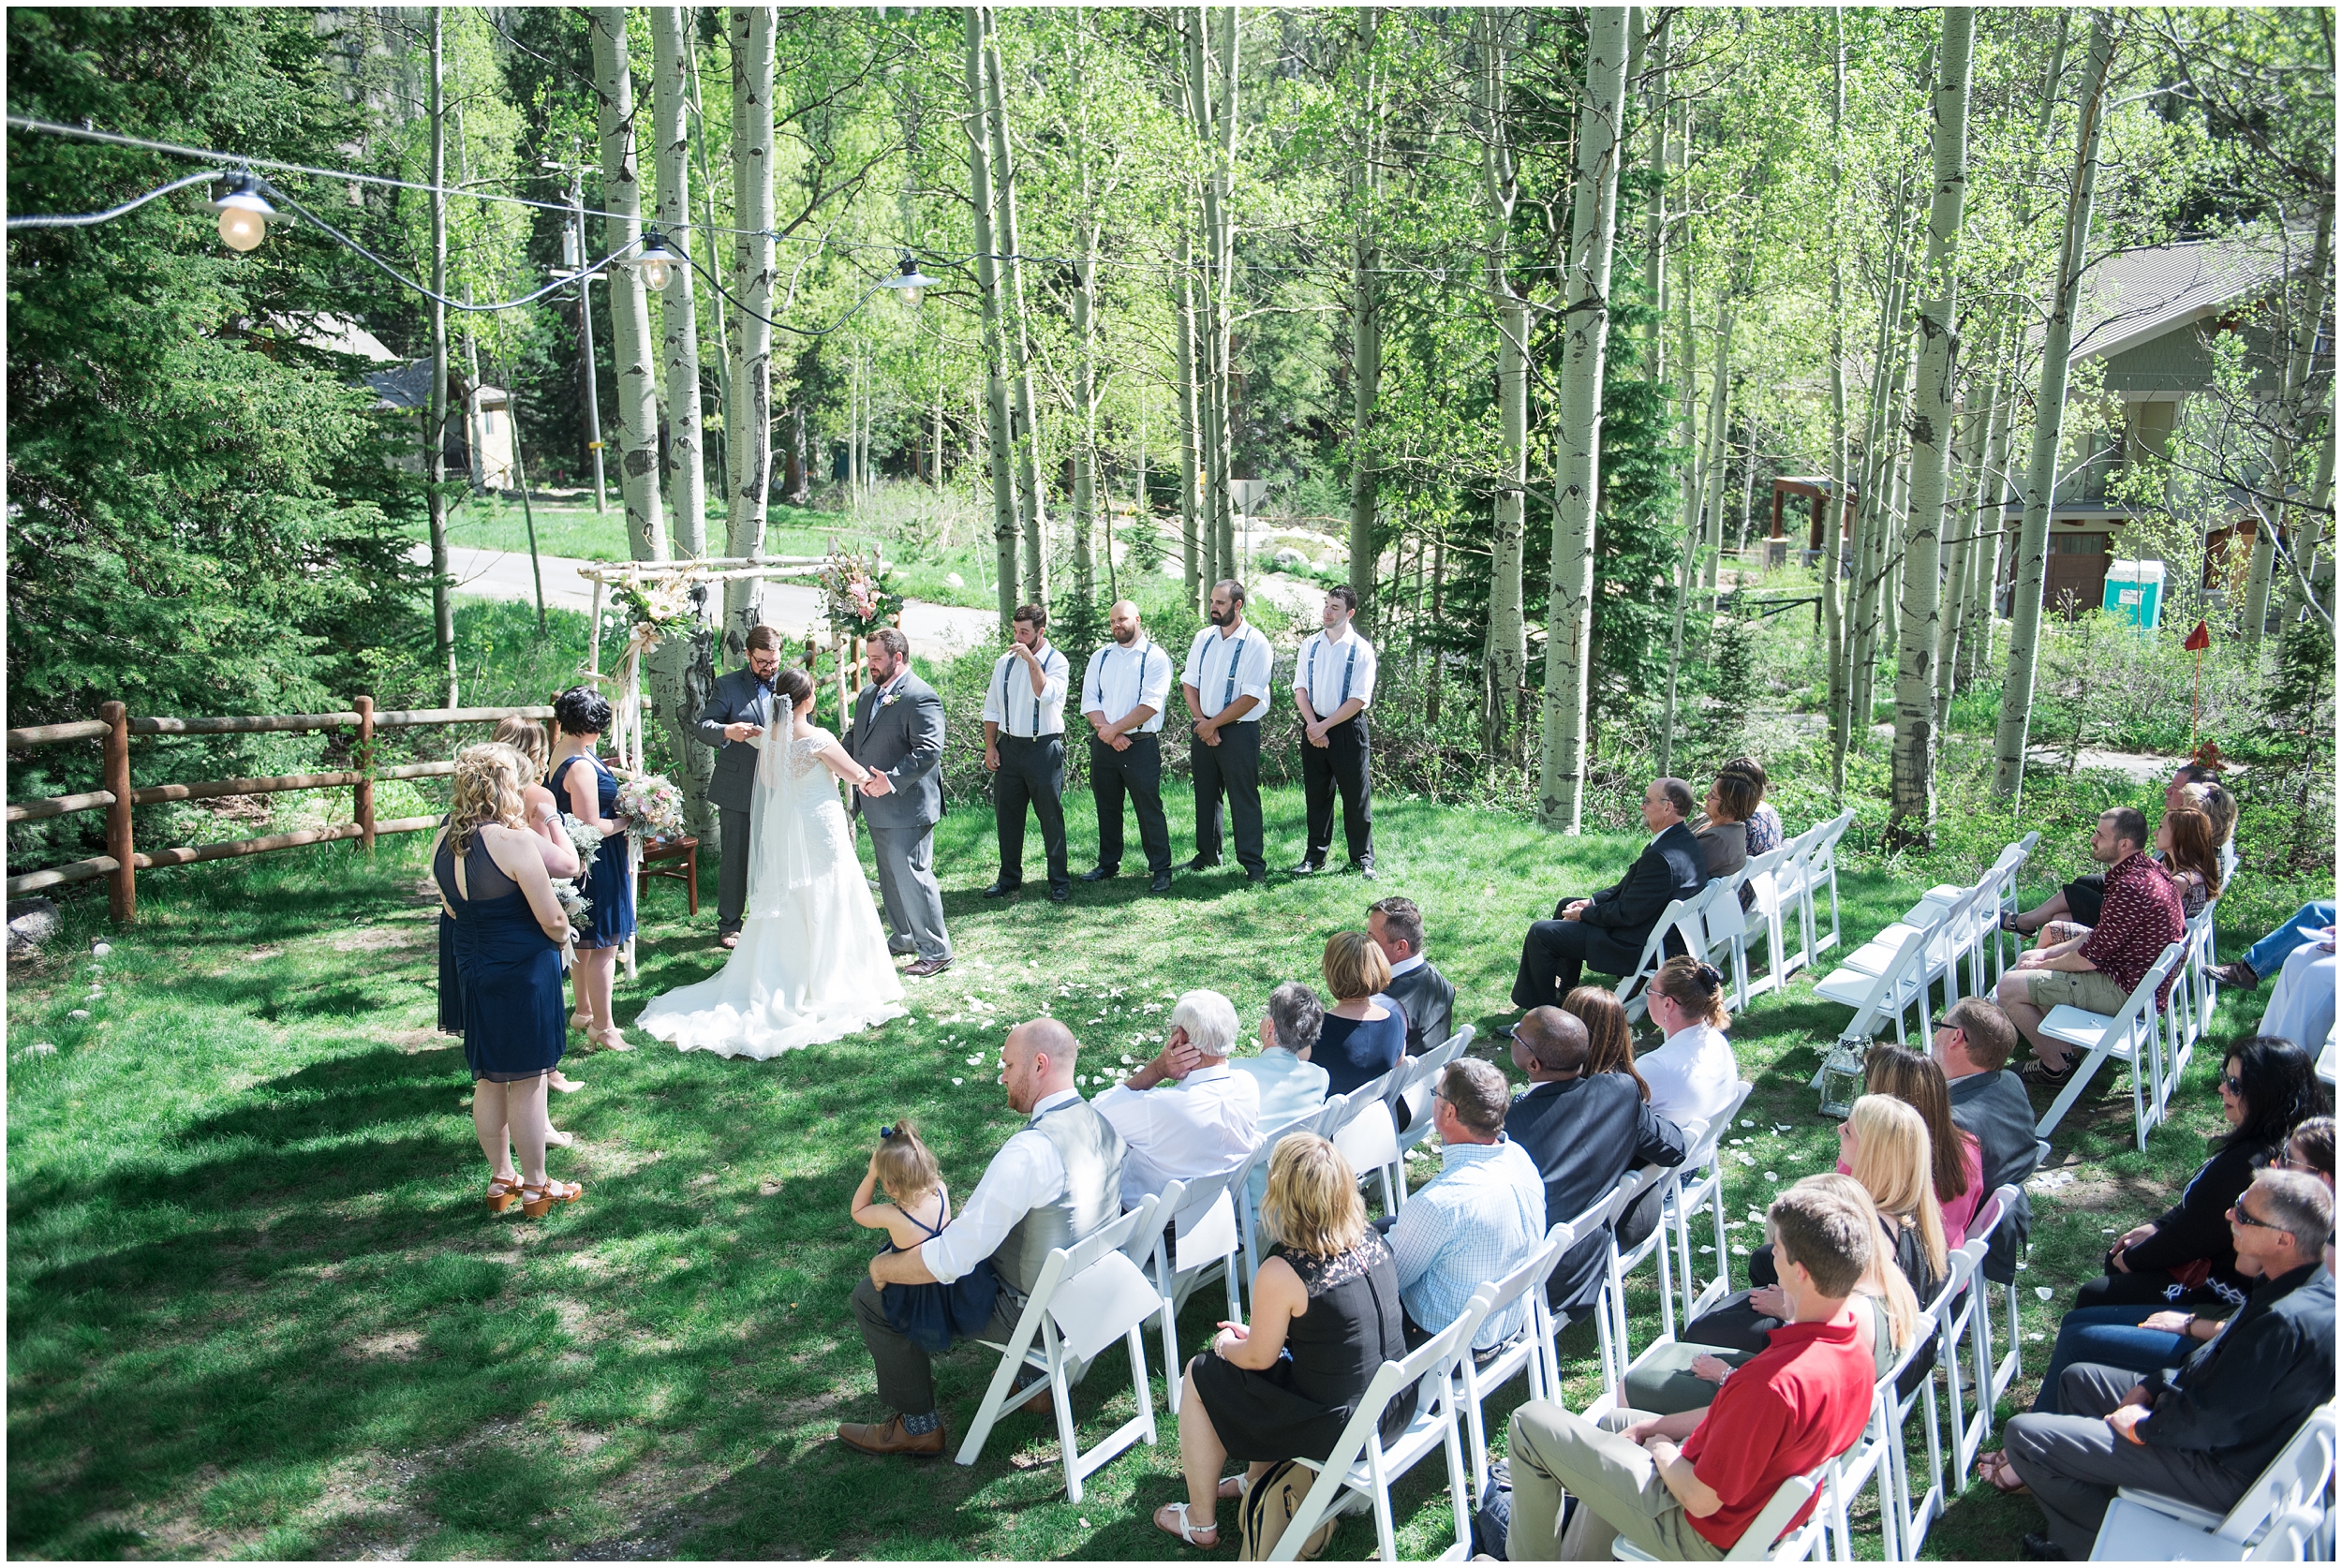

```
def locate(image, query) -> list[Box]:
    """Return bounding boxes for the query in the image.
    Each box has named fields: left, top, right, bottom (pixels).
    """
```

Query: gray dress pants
left=2002, top=1362, right=2253, bottom=1560
left=717, top=802, right=752, bottom=934
left=865, top=813, right=951, bottom=962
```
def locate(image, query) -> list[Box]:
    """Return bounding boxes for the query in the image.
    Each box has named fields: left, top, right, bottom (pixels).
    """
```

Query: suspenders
left=1218, top=635, right=1247, bottom=712
left=1305, top=636, right=1359, bottom=708
left=997, top=647, right=1060, bottom=737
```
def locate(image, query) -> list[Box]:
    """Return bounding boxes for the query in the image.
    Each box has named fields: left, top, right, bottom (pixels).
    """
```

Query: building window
left=2053, top=532, right=2110, bottom=555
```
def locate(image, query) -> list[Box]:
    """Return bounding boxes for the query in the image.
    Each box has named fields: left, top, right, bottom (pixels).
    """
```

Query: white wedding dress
left=637, top=705, right=906, bottom=1058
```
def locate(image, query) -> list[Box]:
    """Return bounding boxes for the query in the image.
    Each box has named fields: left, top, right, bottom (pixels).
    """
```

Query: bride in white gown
left=637, top=670, right=906, bottom=1058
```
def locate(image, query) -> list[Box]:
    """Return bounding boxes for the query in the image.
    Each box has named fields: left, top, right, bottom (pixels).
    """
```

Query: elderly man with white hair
left=1090, top=988, right=1262, bottom=1212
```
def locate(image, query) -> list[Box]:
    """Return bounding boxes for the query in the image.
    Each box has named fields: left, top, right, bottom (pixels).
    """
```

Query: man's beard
left=1208, top=605, right=1234, bottom=627
left=1113, top=625, right=1138, bottom=644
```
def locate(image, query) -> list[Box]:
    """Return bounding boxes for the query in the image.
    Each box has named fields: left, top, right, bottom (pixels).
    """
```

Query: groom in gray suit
left=694, top=624, right=787, bottom=949
left=845, top=628, right=953, bottom=978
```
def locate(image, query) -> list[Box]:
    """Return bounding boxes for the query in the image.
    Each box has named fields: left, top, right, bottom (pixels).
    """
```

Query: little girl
left=852, top=1121, right=999, bottom=1354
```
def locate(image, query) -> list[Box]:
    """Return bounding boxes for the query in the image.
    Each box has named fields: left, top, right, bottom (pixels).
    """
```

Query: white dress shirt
left=1294, top=628, right=1378, bottom=717
left=1182, top=623, right=1276, bottom=722
left=919, top=1087, right=1080, bottom=1282
left=1082, top=635, right=1174, bottom=733
left=980, top=643, right=1068, bottom=739
left=1091, top=1061, right=1262, bottom=1212
left=1639, top=1022, right=1739, bottom=1128
left=1388, top=953, right=1426, bottom=978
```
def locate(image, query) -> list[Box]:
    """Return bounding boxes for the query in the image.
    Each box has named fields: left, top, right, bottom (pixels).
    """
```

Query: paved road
left=415, top=542, right=1001, bottom=658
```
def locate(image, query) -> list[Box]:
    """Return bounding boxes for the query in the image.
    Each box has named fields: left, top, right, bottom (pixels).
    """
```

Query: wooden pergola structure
left=1771, top=476, right=1859, bottom=555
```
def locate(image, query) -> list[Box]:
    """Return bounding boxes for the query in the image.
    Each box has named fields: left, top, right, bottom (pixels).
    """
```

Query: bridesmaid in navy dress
left=549, top=687, right=636, bottom=1053
left=434, top=744, right=583, bottom=1218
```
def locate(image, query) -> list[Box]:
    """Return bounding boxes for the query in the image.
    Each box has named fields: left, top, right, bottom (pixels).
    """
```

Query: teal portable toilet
left=2103, top=558, right=2165, bottom=631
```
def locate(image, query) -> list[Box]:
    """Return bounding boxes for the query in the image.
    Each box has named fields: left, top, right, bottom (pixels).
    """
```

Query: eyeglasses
left=2219, top=1072, right=2246, bottom=1095
left=2228, top=1204, right=2280, bottom=1232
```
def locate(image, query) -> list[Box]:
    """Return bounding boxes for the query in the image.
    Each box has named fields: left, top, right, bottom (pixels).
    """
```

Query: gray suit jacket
left=695, top=666, right=775, bottom=813
left=845, top=671, right=945, bottom=832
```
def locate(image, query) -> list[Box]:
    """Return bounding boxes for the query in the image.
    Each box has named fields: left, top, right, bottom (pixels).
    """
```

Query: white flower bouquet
left=550, top=877, right=592, bottom=925
left=558, top=813, right=607, bottom=865
left=615, top=771, right=686, bottom=842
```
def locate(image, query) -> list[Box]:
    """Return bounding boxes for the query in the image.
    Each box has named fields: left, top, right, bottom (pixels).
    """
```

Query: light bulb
left=897, top=281, right=926, bottom=309
left=640, top=256, right=673, bottom=291
left=217, top=206, right=266, bottom=252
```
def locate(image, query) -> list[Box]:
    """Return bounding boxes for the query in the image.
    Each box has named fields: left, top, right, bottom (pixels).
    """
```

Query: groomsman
left=1078, top=599, right=1176, bottom=894
left=981, top=604, right=1071, bottom=903
left=1292, top=585, right=1378, bottom=877
left=1181, top=579, right=1277, bottom=883
left=694, top=624, right=786, bottom=949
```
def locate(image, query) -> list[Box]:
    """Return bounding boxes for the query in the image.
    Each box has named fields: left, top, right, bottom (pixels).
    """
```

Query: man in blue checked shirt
left=1380, top=1058, right=1547, bottom=1358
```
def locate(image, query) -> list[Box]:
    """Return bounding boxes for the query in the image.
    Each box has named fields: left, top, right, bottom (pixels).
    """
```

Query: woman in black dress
left=1152, top=1133, right=1412, bottom=1548
left=548, top=687, right=635, bottom=1052
left=433, top=745, right=581, bottom=1218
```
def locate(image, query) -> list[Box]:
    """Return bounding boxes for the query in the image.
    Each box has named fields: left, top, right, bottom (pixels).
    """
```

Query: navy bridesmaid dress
left=433, top=835, right=564, bottom=1082
left=549, top=751, right=636, bottom=948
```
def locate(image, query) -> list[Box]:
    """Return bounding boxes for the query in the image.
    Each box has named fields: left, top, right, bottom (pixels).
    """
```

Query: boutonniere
left=879, top=690, right=901, bottom=709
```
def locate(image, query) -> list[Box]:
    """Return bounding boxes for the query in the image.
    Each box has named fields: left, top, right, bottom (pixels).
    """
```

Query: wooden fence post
left=354, top=695, right=377, bottom=854
left=100, top=700, right=135, bottom=923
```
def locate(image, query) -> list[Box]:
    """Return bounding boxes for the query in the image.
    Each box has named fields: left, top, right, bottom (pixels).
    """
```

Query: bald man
left=1078, top=599, right=1176, bottom=894
left=840, top=1018, right=1129, bottom=1457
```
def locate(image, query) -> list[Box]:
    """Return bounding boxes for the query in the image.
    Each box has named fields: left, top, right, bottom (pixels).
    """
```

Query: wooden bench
left=635, top=836, right=700, bottom=914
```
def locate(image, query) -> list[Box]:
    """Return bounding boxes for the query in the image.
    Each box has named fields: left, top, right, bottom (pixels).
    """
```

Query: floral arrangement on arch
left=612, top=574, right=699, bottom=649
left=819, top=549, right=904, bottom=643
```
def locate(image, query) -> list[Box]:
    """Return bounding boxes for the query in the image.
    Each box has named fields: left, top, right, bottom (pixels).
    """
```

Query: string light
left=883, top=250, right=938, bottom=308
left=209, top=172, right=274, bottom=252
left=635, top=229, right=680, bottom=292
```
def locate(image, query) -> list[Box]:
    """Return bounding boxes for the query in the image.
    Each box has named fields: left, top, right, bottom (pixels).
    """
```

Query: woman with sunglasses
left=2070, top=1038, right=2327, bottom=1314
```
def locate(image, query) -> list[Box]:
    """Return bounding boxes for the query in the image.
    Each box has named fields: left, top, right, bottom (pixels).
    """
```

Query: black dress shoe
left=1183, top=854, right=1223, bottom=871
left=1245, top=867, right=1268, bottom=884
left=981, top=880, right=1019, bottom=899
left=2019, top=1531, right=2068, bottom=1561
left=1075, top=865, right=1118, bottom=882
left=1289, top=860, right=1323, bottom=876
left=1353, top=860, right=1376, bottom=880
left=1150, top=870, right=1173, bottom=893
left=1047, top=884, right=1070, bottom=904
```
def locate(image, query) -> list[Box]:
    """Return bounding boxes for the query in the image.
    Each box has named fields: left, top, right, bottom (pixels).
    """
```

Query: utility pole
left=549, top=145, right=610, bottom=514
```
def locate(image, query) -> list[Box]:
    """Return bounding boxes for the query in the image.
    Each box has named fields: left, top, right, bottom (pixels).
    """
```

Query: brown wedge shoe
left=836, top=1413, right=945, bottom=1457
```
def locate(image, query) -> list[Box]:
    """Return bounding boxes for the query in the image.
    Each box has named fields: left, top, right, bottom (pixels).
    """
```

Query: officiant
left=695, top=625, right=787, bottom=951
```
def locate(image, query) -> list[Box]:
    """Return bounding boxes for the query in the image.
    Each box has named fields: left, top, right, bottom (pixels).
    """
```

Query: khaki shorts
left=2015, top=966, right=2131, bottom=1015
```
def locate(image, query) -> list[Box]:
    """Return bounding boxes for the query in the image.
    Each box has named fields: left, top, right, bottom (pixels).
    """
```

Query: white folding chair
left=1393, top=1027, right=1474, bottom=1156
left=2172, top=899, right=2220, bottom=1066
left=1241, top=1094, right=1357, bottom=1291
left=1613, top=1461, right=1835, bottom=1561
left=1134, top=1166, right=1246, bottom=1413
left=1267, top=1292, right=1493, bottom=1561
left=1736, top=845, right=1800, bottom=1003
left=1795, top=809, right=1857, bottom=961
left=1964, top=1183, right=2029, bottom=1454
left=1939, top=1195, right=2008, bottom=1483
left=955, top=1195, right=1164, bottom=1501
left=1704, top=868, right=1760, bottom=1013
left=2091, top=1402, right=2337, bottom=1561
left=1889, top=1248, right=1980, bottom=1560
left=1669, top=1081, right=1757, bottom=1324
left=1332, top=1096, right=1405, bottom=1217
left=1541, top=1186, right=1642, bottom=1413
left=1457, top=1220, right=1576, bottom=1501
left=1979, top=832, right=2041, bottom=986
left=1813, top=913, right=1946, bottom=1055
left=1820, top=1373, right=1904, bottom=1564
left=2034, top=940, right=2186, bottom=1147
left=1617, top=880, right=1726, bottom=1025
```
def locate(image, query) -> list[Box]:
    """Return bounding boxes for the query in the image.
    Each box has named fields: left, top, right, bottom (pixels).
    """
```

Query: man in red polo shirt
left=1996, top=806, right=2186, bottom=1084
left=1503, top=1179, right=1877, bottom=1560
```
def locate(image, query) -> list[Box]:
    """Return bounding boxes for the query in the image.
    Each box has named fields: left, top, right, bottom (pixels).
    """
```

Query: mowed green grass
left=5, top=781, right=2297, bottom=1561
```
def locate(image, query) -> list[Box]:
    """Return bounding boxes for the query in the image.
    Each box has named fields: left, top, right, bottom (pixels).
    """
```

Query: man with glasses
left=1933, top=998, right=2039, bottom=1284
left=2000, top=1169, right=2335, bottom=1561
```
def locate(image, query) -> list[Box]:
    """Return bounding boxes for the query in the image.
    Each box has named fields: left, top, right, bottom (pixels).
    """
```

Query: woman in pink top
left=1837, top=1045, right=1985, bottom=1248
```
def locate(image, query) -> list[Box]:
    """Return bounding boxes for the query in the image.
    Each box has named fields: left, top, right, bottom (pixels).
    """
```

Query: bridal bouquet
left=615, top=771, right=686, bottom=842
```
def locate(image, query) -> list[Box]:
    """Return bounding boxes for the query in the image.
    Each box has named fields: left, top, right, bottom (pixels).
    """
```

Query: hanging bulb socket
left=884, top=250, right=938, bottom=308
left=210, top=172, right=275, bottom=253
left=636, top=229, right=681, bottom=292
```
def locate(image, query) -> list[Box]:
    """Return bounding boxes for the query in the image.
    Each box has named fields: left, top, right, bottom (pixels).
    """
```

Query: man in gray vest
left=840, top=1017, right=1128, bottom=1457
left=694, top=624, right=787, bottom=949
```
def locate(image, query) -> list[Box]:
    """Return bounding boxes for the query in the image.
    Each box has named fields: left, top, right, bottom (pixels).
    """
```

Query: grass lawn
left=4, top=782, right=2297, bottom=1561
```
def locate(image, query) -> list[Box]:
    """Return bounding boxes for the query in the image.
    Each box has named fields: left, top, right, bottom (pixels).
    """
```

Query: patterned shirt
left=2080, top=850, right=2186, bottom=1009
left=1744, top=803, right=1785, bottom=857
left=1386, top=1136, right=1546, bottom=1351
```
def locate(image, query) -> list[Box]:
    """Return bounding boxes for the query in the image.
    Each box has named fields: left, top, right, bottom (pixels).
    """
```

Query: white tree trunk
left=1994, top=16, right=2115, bottom=799
left=722, top=5, right=776, bottom=652
left=1822, top=8, right=1848, bottom=793
left=981, top=11, right=1048, bottom=608
left=1886, top=7, right=1974, bottom=848
left=591, top=8, right=668, bottom=567
left=1476, top=7, right=1530, bottom=766
left=1350, top=7, right=1383, bottom=628
left=1535, top=7, right=1630, bottom=834
left=2245, top=204, right=2334, bottom=647
left=963, top=7, right=1022, bottom=630
left=1175, top=213, right=1204, bottom=599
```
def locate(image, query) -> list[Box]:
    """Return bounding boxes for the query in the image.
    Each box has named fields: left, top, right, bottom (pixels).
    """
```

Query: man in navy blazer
left=1510, top=777, right=1705, bottom=1008
left=694, top=625, right=787, bottom=949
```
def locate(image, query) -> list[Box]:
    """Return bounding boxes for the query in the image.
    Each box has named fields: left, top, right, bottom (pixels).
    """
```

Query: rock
left=17, top=1042, right=56, bottom=1058
left=67, top=1009, right=90, bottom=1021
left=7, top=898, right=61, bottom=955
left=90, top=941, right=111, bottom=958
left=1270, top=546, right=1310, bottom=571
left=945, top=572, right=966, bottom=589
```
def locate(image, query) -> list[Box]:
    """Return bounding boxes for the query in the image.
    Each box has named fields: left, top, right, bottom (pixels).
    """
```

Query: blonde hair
left=491, top=716, right=550, bottom=784
left=1260, top=1133, right=1368, bottom=1259
left=1800, top=1173, right=1921, bottom=1354
left=875, top=1119, right=940, bottom=1206
left=1846, top=1095, right=1948, bottom=1285
left=1320, top=930, right=1393, bottom=1003
left=447, top=744, right=528, bottom=855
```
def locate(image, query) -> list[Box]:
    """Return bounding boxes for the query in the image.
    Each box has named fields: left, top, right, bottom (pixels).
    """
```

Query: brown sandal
left=1976, top=1450, right=2030, bottom=1495
left=520, top=1178, right=584, bottom=1218
left=486, top=1175, right=525, bottom=1214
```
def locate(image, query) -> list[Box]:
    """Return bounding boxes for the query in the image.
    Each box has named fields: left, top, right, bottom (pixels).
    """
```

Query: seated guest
left=1640, top=957, right=1741, bottom=1129
left=2008, top=764, right=2219, bottom=934
left=2030, top=806, right=2222, bottom=949
left=842, top=1018, right=1127, bottom=1457
left=1313, top=930, right=1407, bottom=1099
left=1503, top=1178, right=1878, bottom=1561
left=1721, top=755, right=1784, bottom=857
left=1996, top=807, right=2185, bottom=1084
left=1567, top=984, right=1648, bottom=1095
left=1511, top=777, right=1705, bottom=1010
left=2003, top=1117, right=2335, bottom=1427
left=1505, top=1005, right=1687, bottom=1315
left=1385, top=1059, right=1546, bottom=1354
left=1623, top=1174, right=1922, bottom=1416
left=2067, top=1037, right=2327, bottom=1312
left=1692, top=770, right=1753, bottom=882
left=1092, top=989, right=1260, bottom=1213
left=2214, top=899, right=2337, bottom=990
left=1153, top=1134, right=1411, bottom=1549
left=2260, top=924, right=2337, bottom=1060
left=1934, top=998, right=2039, bottom=1281
left=1234, top=983, right=1330, bottom=1215
left=1994, top=1169, right=2335, bottom=1561
left=1368, top=895, right=1455, bottom=1055
left=2201, top=779, right=2238, bottom=884
left=1848, top=1045, right=1983, bottom=1248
